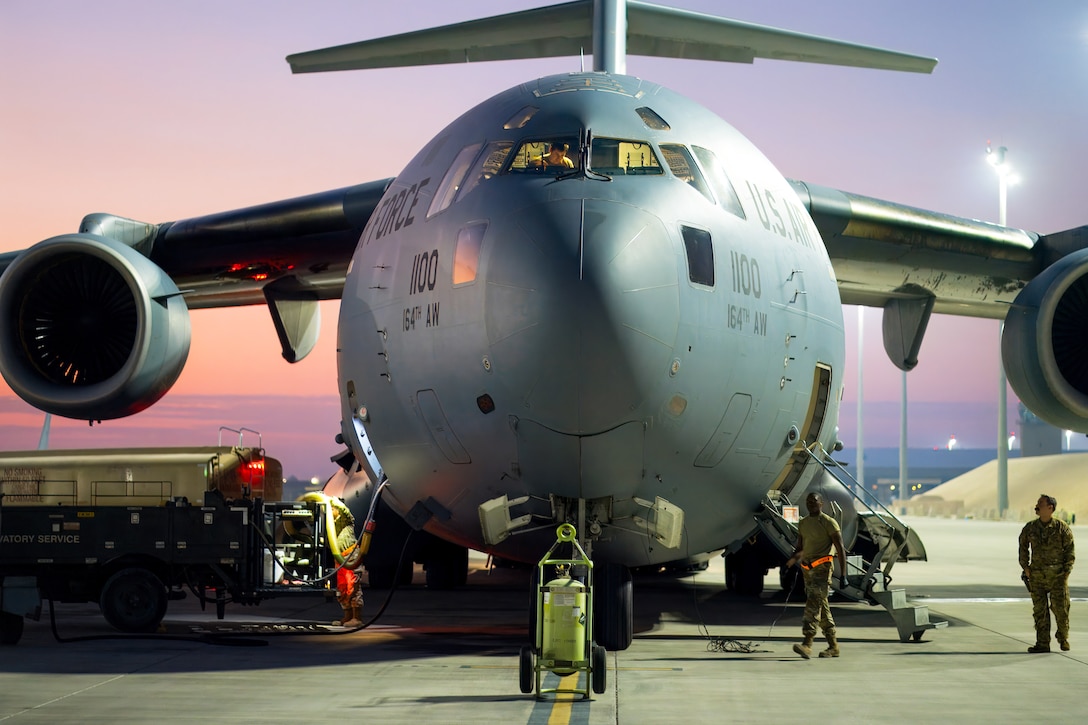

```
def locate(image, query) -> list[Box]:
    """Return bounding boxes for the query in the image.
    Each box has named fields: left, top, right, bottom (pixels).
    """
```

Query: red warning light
left=240, top=459, right=265, bottom=483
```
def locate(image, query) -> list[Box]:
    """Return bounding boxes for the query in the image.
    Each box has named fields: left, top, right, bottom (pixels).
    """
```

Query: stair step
left=869, top=588, right=949, bottom=642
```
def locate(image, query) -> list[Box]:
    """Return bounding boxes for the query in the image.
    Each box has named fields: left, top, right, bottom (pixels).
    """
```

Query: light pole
left=987, top=142, right=1017, bottom=518
left=856, top=307, right=865, bottom=492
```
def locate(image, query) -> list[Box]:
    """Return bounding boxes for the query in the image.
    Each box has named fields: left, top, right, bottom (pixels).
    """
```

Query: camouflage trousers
left=1029, top=565, right=1070, bottom=645
left=337, top=567, right=364, bottom=609
left=801, top=561, right=836, bottom=639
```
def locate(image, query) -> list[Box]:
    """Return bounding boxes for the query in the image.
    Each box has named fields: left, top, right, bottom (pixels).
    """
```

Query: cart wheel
left=99, top=567, right=168, bottom=633
left=0, top=611, right=24, bottom=646
left=591, top=643, right=607, bottom=694
left=519, top=644, right=535, bottom=694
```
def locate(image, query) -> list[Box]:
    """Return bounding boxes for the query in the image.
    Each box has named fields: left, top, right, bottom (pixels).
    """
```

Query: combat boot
left=344, top=606, right=363, bottom=628
left=792, top=635, right=814, bottom=659
left=335, top=606, right=360, bottom=627
left=1027, top=644, right=1050, bottom=653
left=819, top=632, right=840, bottom=658
left=1058, top=638, right=1070, bottom=652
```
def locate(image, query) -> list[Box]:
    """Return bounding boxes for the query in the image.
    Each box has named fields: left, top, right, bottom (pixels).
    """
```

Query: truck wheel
left=0, top=611, right=24, bottom=645
left=99, top=567, right=168, bottom=633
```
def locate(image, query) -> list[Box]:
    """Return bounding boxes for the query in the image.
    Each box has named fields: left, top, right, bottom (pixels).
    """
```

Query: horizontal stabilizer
left=288, top=2, right=592, bottom=73
left=287, top=0, right=936, bottom=75
left=627, top=2, right=936, bottom=72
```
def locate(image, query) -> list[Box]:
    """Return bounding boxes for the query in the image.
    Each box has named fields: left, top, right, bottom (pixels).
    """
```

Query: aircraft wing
left=0, top=179, right=392, bottom=310
left=792, top=178, right=1088, bottom=374
left=286, top=0, right=936, bottom=74
left=791, top=179, right=1088, bottom=319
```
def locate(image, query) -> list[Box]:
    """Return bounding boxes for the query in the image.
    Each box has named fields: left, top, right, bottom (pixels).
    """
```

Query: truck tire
left=99, top=567, right=168, bottom=633
left=0, top=611, right=24, bottom=645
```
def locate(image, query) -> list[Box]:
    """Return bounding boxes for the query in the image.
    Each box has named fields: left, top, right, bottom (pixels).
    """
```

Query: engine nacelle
left=1002, top=248, right=1088, bottom=433
left=0, top=234, right=191, bottom=420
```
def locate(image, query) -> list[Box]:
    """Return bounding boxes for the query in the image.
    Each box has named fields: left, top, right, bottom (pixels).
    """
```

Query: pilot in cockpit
left=530, top=142, right=575, bottom=169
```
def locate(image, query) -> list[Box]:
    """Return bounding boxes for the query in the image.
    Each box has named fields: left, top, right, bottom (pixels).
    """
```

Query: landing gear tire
left=591, top=642, right=607, bottom=694
left=424, top=541, right=469, bottom=590
left=99, top=567, right=168, bottom=633
left=215, top=587, right=227, bottom=620
left=0, top=611, right=24, bottom=645
left=519, top=644, right=535, bottom=694
left=725, top=550, right=765, bottom=597
left=779, top=564, right=801, bottom=594
left=366, top=559, right=414, bottom=589
left=595, top=563, right=633, bottom=651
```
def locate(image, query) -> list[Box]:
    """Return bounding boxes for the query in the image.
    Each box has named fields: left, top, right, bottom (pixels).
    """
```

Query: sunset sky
left=3, top=1, right=1087, bottom=477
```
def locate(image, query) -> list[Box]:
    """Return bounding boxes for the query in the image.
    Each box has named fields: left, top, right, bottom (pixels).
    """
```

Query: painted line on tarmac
left=921, top=597, right=1088, bottom=603
left=526, top=672, right=590, bottom=725
left=458, top=665, right=681, bottom=671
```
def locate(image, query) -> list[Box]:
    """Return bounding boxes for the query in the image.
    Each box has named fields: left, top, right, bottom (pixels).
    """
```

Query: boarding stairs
left=754, top=442, right=947, bottom=643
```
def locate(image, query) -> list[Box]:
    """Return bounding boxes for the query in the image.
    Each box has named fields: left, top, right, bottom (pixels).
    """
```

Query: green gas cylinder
left=541, top=573, right=587, bottom=671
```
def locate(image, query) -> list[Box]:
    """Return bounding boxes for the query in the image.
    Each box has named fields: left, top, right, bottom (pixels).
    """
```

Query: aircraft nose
left=484, top=198, right=679, bottom=433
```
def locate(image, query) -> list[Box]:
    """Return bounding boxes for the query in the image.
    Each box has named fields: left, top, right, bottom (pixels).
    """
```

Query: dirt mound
left=904, top=452, right=1088, bottom=521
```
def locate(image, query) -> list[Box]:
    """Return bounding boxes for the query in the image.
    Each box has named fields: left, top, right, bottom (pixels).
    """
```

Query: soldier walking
left=1019, top=494, right=1075, bottom=653
left=786, top=492, right=848, bottom=658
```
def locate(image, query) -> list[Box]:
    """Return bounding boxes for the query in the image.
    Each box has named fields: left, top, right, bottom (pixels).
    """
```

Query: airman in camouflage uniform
left=785, top=492, right=847, bottom=659
left=1019, top=494, right=1075, bottom=653
left=332, top=500, right=364, bottom=627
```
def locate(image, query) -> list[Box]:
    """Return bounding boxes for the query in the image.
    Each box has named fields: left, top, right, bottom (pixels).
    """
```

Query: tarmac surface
left=1, top=515, right=1086, bottom=724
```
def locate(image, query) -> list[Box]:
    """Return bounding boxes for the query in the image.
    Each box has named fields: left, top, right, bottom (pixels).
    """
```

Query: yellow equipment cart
left=519, top=523, right=607, bottom=698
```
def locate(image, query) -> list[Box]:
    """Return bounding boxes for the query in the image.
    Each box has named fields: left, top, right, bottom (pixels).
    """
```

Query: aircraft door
left=342, top=382, right=386, bottom=484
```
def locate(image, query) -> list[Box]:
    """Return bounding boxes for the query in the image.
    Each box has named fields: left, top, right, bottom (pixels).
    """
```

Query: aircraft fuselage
left=337, top=72, right=844, bottom=566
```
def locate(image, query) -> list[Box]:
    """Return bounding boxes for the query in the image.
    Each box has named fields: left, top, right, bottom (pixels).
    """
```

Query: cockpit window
left=659, top=144, right=713, bottom=203
left=503, top=106, right=539, bottom=129
left=428, top=143, right=483, bottom=218
left=691, top=146, right=746, bottom=219
left=508, top=139, right=580, bottom=172
left=459, top=142, right=513, bottom=199
left=635, top=106, right=670, bottom=131
left=590, top=138, right=662, bottom=176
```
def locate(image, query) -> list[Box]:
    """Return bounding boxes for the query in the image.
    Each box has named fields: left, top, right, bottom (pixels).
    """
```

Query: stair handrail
left=801, top=440, right=914, bottom=582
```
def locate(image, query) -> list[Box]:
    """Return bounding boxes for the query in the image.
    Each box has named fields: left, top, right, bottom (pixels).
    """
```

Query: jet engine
left=0, top=234, right=191, bottom=420
left=1002, top=248, right=1088, bottom=433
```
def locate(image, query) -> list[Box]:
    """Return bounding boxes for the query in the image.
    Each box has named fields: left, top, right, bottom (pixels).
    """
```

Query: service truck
left=0, top=443, right=341, bottom=645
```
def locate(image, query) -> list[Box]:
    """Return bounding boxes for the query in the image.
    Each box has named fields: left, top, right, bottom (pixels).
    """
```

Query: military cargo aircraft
left=2, top=1, right=1086, bottom=650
